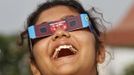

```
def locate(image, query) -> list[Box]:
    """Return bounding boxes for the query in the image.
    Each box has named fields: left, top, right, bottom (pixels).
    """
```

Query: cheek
left=32, top=37, right=51, bottom=61
left=71, top=30, right=96, bottom=64
left=71, top=30, right=95, bottom=50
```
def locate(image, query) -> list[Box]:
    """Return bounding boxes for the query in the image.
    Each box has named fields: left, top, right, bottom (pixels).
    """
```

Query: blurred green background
left=0, top=34, right=31, bottom=75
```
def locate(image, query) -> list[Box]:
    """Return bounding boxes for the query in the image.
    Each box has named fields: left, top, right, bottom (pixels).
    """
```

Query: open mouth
left=52, top=45, right=78, bottom=59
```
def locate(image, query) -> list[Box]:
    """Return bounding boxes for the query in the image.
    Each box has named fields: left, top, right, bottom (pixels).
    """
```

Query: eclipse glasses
left=28, top=14, right=93, bottom=39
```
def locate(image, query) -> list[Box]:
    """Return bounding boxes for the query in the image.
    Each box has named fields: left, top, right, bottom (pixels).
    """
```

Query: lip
left=49, top=38, right=79, bottom=59
left=52, top=52, right=79, bottom=66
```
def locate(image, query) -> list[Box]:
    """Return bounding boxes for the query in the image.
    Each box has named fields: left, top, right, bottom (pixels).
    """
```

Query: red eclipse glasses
left=28, top=14, right=93, bottom=39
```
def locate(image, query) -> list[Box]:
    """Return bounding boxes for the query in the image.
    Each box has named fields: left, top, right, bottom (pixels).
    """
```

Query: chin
left=54, top=65, right=79, bottom=75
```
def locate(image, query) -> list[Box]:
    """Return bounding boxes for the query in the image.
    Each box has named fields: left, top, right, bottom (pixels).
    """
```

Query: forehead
left=36, top=5, right=79, bottom=25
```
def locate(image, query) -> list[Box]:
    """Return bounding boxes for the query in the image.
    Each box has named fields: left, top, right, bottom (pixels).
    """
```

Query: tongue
left=58, top=49, right=74, bottom=58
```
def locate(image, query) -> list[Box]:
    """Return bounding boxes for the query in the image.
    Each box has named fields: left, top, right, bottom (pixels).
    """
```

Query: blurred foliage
left=0, top=34, right=31, bottom=75
left=123, top=63, right=134, bottom=75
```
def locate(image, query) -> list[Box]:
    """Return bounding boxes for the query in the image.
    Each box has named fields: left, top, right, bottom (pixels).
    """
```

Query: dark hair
left=19, top=0, right=102, bottom=58
left=18, top=0, right=105, bottom=75
left=17, top=0, right=102, bottom=58
left=27, top=0, right=101, bottom=47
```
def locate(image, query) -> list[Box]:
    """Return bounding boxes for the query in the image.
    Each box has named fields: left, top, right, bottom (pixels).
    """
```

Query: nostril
left=52, top=35, right=59, bottom=41
left=52, top=30, right=70, bottom=41
left=54, top=34, right=66, bottom=40
left=65, top=33, right=70, bottom=38
left=55, top=35, right=59, bottom=39
left=63, top=34, right=70, bottom=38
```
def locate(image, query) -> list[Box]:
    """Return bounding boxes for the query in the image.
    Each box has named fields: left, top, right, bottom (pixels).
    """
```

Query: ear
left=30, top=60, right=41, bottom=75
left=96, top=37, right=105, bottom=64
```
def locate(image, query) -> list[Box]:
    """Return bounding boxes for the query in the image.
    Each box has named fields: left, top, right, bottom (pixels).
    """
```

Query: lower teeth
left=53, top=46, right=77, bottom=59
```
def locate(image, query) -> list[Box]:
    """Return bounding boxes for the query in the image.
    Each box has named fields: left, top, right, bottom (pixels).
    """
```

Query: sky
left=0, top=0, right=133, bottom=35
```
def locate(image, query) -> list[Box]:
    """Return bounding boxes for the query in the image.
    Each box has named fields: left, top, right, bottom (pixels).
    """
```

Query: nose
left=52, top=29, right=70, bottom=41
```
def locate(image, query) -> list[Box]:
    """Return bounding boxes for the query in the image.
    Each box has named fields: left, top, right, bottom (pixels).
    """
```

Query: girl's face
left=31, top=5, right=105, bottom=75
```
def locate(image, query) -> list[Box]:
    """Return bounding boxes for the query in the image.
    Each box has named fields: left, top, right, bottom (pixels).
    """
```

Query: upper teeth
left=52, top=45, right=77, bottom=59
